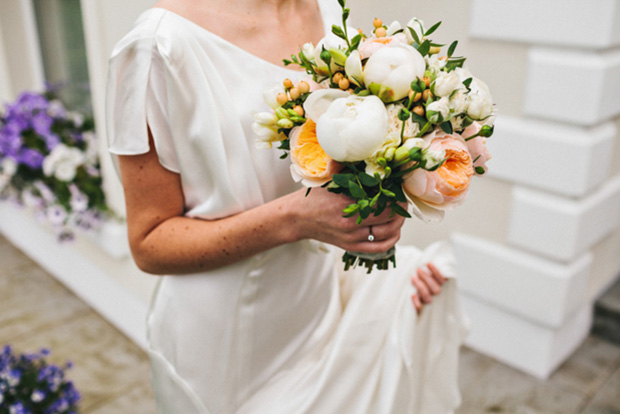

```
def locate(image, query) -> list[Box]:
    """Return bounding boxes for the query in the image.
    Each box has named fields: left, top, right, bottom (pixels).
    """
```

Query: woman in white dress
left=106, top=0, right=468, bottom=413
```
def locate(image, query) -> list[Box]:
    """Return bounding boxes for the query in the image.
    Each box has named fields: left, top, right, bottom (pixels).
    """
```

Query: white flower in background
left=314, top=94, right=390, bottom=162
left=68, top=112, right=84, bottom=128
left=47, top=100, right=66, bottom=118
left=252, top=112, right=286, bottom=149
left=385, top=20, right=403, bottom=36
left=426, top=97, right=451, bottom=124
left=69, top=184, right=89, bottom=212
left=82, top=131, right=99, bottom=164
left=364, top=43, right=426, bottom=102
left=433, top=70, right=462, bottom=97
left=405, top=17, right=425, bottom=43
left=42, top=144, right=84, bottom=182
left=46, top=204, right=67, bottom=226
left=1, top=157, right=17, bottom=177
left=22, top=189, right=44, bottom=209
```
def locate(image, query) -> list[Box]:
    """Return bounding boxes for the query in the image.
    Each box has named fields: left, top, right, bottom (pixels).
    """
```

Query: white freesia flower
left=315, top=95, right=389, bottom=162
left=425, top=55, right=447, bottom=77
left=301, top=43, right=316, bottom=62
left=433, top=71, right=462, bottom=97
left=364, top=43, right=425, bottom=102
left=365, top=132, right=400, bottom=178
left=426, top=97, right=451, bottom=124
left=405, top=17, right=425, bottom=43
left=252, top=112, right=286, bottom=149
left=263, top=84, right=286, bottom=109
left=314, top=33, right=348, bottom=75
left=344, top=50, right=364, bottom=87
left=386, top=20, right=402, bottom=36
left=43, top=144, right=84, bottom=182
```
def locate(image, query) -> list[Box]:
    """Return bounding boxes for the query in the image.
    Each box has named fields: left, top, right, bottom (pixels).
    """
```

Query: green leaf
left=390, top=202, right=412, bottom=218
left=350, top=34, right=362, bottom=51
left=440, top=121, right=453, bottom=134
left=411, top=112, right=427, bottom=126
left=343, top=8, right=350, bottom=20
left=349, top=181, right=367, bottom=198
left=424, top=21, right=442, bottom=37
left=416, top=39, right=431, bottom=56
left=332, top=173, right=355, bottom=187
left=337, top=0, right=345, bottom=8
left=332, top=25, right=346, bottom=40
left=408, top=26, right=421, bottom=44
left=447, top=40, right=458, bottom=58
left=381, top=188, right=396, bottom=198
left=358, top=173, right=380, bottom=187
left=410, top=80, right=424, bottom=93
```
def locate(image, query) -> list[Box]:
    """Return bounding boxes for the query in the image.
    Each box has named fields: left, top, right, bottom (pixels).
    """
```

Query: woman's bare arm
left=118, top=134, right=406, bottom=275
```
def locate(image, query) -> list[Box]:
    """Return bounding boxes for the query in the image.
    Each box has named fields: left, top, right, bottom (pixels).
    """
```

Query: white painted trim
left=20, top=0, right=45, bottom=90
left=0, top=203, right=148, bottom=350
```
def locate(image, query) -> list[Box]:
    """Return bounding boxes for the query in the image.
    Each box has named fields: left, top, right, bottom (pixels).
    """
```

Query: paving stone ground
left=1, top=234, right=619, bottom=414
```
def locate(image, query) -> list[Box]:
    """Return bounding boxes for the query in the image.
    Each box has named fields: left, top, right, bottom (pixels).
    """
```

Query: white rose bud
left=433, top=71, right=462, bottom=98
left=426, top=97, right=451, bottom=124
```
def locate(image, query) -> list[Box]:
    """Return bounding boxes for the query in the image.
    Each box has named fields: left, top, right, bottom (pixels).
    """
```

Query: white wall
left=350, top=0, right=620, bottom=378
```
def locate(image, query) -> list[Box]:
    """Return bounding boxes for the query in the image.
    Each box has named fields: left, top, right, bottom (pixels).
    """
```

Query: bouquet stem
left=342, top=247, right=396, bottom=273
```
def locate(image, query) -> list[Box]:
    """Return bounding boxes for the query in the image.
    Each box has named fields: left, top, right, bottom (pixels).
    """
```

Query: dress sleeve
left=105, top=27, right=180, bottom=173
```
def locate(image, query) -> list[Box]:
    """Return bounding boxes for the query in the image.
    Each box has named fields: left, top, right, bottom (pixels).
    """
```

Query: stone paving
left=1, top=234, right=619, bottom=414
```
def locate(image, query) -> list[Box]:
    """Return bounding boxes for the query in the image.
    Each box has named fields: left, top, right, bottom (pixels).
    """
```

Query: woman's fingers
left=411, top=293, right=423, bottom=314
left=427, top=262, right=447, bottom=285
left=411, top=269, right=433, bottom=304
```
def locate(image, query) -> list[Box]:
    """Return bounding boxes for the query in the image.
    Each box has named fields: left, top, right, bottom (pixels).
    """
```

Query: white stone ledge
left=486, top=116, right=616, bottom=197
left=509, top=175, right=620, bottom=262
left=452, top=233, right=591, bottom=327
left=0, top=202, right=149, bottom=349
left=524, top=48, right=620, bottom=126
left=470, top=0, right=620, bottom=49
left=461, top=292, right=592, bottom=379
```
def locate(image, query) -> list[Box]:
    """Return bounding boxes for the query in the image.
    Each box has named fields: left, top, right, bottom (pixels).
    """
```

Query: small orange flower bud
left=429, top=46, right=441, bottom=55
left=375, top=27, right=387, bottom=38
left=413, top=106, right=425, bottom=117
left=422, top=89, right=433, bottom=101
left=293, top=105, right=304, bottom=117
left=297, top=81, right=310, bottom=94
left=289, top=87, right=301, bottom=101
left=283, top=78, right=293, bottom=89
left=338, top=77, right=350, bottom=90
left=276, top=92, right=289, bottom=106
left=422, top=77, right=431, bottom=87
left=373, top=18, right=383, bottom=28
left=332, top=72, right=344, bottom=84
left=413, top=92, right=422, bottom=102
left=358, top=28, right=364, bottom=34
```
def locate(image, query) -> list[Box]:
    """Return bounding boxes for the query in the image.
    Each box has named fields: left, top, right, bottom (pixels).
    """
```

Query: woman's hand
left=289, top=186, right=406, bottom=254
left=410, top=262, right=447, bottom=314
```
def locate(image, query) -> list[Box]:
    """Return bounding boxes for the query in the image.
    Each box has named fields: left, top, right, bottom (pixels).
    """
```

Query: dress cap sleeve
left=106, top=12, right=180, bottom=173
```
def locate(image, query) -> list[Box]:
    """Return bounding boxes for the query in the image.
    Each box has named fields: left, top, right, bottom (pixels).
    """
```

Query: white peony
left=364, top=43, right=426, bottom=103
left=314, top=95, right=390, bottom=162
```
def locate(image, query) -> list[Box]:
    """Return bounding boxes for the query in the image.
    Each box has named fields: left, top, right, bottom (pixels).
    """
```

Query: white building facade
left=1, top=0, right=619, bottom=378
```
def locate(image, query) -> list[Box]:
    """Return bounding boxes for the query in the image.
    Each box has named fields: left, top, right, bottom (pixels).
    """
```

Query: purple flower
left=18, top=148, right=44, bottom=169
left=9, top=401, right=28, bottom=414
left=31, top=111, right=52, bottom=136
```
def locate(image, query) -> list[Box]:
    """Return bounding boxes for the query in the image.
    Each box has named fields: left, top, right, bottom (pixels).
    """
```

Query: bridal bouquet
left=253, top=0, right=495, bottom=272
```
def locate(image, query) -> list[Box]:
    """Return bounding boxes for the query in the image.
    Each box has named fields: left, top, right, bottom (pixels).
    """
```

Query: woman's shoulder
left=109, top=8, right=193, bottom=64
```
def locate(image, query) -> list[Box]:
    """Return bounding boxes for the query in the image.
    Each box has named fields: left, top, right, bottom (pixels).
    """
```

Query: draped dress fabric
left=106, top=3, right=469, bottom=413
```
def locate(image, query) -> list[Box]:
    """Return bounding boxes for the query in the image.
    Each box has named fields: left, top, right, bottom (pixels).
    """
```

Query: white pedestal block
left=486, top=117, right=615, bottom=197
left=470, top=0, right=620, bottom=49
left=461, top=292, right=592, bottom=379
left=524, top=48, right=620, bottom=126
left=509, top=176, right=620, bottom=262
left=452, top=233, right=591, bottom=327
left=0, top=203, right=149, bottom=349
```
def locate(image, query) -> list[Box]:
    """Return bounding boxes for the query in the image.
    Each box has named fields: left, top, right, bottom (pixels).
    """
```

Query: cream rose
left=402, top=130, right=474, bottom=222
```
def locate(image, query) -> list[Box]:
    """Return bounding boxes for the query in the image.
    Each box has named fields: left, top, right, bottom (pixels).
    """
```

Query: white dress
left=106, top=3, right=469, bottom=414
